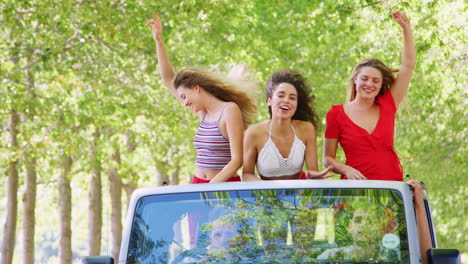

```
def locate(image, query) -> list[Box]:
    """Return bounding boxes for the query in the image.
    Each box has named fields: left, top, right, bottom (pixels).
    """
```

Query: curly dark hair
left=266, top=69, right=320, bottom=129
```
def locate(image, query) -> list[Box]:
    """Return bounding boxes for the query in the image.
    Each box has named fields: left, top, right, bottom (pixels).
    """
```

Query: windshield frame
left=119, top=180, right=420, bottom=264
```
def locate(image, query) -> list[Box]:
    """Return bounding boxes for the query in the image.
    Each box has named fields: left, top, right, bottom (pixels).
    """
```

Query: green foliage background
left=0, top=0, right=466, bottom=263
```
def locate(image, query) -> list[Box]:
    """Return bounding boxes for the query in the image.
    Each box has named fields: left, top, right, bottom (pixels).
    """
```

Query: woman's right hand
left=306, top=166, right=335, bottom=180
left=145, top=12, right=163, bottom=41
left=406, top=179, right=425, bottom=206
left=343, top=166, right=367, bottom=180
left=391, top=11, right=411, bottom=30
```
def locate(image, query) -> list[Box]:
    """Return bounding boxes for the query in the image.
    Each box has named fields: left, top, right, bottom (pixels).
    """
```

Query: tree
left=57, top=155, right=73, bottom=264
left=22, top=67, right=38, bottom=264
left=88, top=127, right=102, bottom=256
left=1, top=110, right=20, bottom=264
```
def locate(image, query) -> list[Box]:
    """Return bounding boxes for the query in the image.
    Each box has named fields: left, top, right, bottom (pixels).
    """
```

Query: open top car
left=82, top=180, right=460, bottom=264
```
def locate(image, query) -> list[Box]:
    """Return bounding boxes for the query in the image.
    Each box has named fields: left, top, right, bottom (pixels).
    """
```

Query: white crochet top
left=257, top=122, right=306, bottom=177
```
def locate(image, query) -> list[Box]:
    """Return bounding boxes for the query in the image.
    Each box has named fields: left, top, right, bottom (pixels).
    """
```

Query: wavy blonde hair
left=347, top=58, right=398, bottom=102
left=173, top=67, right=257, bottom=129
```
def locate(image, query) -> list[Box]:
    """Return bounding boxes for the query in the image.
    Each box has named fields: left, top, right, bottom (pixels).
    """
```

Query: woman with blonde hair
left=146, top=12, right=256, bottom=183
left=323, top=11, right=415, bottom=181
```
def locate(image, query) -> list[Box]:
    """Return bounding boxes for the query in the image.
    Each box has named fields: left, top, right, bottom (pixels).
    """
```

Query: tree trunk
left=123, top=183, right=136, bottom=212
left=123, top=130, right=137, bottom=209
left=58, top=156, right=73, bottom=264
left=88, top=127, right=102, bottom=256
left=22, top=62, right=37, bottom=264
left=1, top=110, right=20, bottom=264
left=170, top=164, right=180, bottom=185
left=125, top=130, right=137, bottom=153
left=108, top=144, right=122, bottom=262
left=22, top=155, right=36, bottom=264
left=155, top=161, right=169, bottom=186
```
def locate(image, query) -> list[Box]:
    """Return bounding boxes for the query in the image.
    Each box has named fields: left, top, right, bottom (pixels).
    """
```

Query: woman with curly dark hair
left=242, top=69, right=332, bottom=181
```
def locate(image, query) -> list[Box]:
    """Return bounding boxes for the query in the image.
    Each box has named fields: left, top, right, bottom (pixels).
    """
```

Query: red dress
left=325, top=91, right=403, bottom=181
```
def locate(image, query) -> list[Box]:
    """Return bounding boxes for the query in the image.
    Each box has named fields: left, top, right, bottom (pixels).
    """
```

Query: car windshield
left=127, top=188, right=409, bottom=264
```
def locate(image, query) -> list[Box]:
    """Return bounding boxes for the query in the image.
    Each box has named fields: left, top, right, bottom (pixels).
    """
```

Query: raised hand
left=306, top=166, right=335, bottom=180
left=392, top=11, right=411, bottom=29
left=145, top=11, right=178, bottom=100
left=145, top=12, right=163, bottom=41
left=390, top=10, right=415, bottom=106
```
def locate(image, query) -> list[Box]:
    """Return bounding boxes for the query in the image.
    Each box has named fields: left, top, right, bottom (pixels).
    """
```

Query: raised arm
left=390, top=11, right=416, bottom=107
left=302, top=122, right=333, bottom=179
left=145, top=12, right=177, bottom=97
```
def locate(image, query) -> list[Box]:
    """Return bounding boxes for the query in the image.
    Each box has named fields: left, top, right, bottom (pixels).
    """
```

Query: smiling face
left=267, top=82, right=298, bottom=119
left=353, top=66, right=383, bottom=100
left=176, top=85, right=202, bottom=112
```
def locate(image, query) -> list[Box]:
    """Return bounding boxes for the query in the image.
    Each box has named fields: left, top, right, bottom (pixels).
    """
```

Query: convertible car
left=81, top=180, right=460, bottom=264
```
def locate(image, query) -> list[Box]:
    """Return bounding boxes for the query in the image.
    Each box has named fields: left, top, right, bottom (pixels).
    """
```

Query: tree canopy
left=0, top=0, right=466, bottom=263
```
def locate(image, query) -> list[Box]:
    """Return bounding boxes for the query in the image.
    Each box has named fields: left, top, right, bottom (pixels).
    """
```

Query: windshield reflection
left=127, top=188, right=408, bottom=264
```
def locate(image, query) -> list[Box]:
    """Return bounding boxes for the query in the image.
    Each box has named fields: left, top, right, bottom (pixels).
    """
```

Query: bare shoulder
left=223, top=102, right=242, bottom=116
left=220, top=102, right=242, bottom=123
left=245, top=120, right=269, bottom=139
left=245, top=121, right=269, bottom=152
left=195, top=110, right=206, bottom=120
left=292, top=120, right=316, bottom=142
left=293, top=120, right=316, bottom=133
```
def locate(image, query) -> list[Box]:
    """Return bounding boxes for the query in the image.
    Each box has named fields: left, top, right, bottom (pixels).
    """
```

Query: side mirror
left=427, top=249, right=460, bottom=264
left=80, top=256, right=114, bottom=264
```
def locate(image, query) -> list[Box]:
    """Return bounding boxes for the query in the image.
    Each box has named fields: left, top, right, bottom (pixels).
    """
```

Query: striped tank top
left=194, top=108, right=231, bottom=170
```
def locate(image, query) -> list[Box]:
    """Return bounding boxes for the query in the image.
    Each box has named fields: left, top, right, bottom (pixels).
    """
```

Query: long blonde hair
left=347, top=58, right=398, bottom=102
left=173, top=67, right=257, bottom=129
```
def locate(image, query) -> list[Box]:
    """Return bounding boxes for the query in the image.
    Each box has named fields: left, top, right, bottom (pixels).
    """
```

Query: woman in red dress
left=323, top=11, right=415, bottom=181
left=324, top=13, right=431, bottom=262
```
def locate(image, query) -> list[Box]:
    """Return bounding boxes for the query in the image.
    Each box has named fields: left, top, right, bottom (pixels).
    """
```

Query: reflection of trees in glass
left=198, top=190, right=322, bottom=262
left=127, top=189, right=408, bottom=263
left=128, top=199, right=187, bottom=264
left=328, top=191, right=408, bottom=263
left=197, top=189, right=408, bottom=263
left=194, top=206, right=261, bottom=263
left=127, top=213, right=159, bottom=264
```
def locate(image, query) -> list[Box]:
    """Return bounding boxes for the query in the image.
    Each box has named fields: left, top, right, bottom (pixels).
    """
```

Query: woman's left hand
left=145, top=12, right=163, bottom=41
left=306, top=166, right=335, bottom=180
